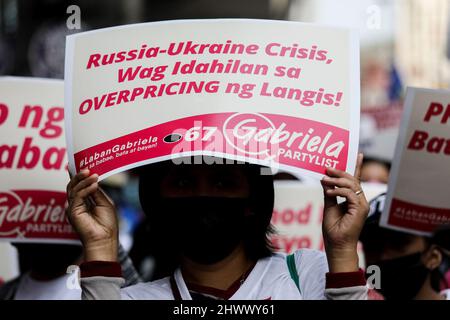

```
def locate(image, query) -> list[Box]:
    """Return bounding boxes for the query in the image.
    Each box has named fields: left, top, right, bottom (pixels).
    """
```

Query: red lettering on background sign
left=423, top=102, right=450, bottom=124
left=271, top=204, right=312, bottom=225
left=0, top=103, right=8, bottom=126
left=271, top=235, right=312, bottom=253
left=0, top=137, right=66, bottom=170
left=407, top=130, right=450, bottom=155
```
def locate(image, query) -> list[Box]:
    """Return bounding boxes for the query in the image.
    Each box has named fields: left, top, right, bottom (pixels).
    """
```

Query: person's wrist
left=83, top=238, right=118, bottom=262
left=326, top=246, right=359, bottom=273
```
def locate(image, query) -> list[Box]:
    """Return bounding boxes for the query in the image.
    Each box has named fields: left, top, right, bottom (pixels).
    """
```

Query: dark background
left=0, top=0, right=291, bottom=77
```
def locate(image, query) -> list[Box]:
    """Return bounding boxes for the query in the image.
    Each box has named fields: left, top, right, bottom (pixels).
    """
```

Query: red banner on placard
left=74, top=112, right=349, bottom=177
left=0, top=190, right=77, bottom=241
left=388, top=198, right=450, bottom=233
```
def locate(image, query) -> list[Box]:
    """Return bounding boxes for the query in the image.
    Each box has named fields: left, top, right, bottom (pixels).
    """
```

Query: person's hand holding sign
left=66, top=170, right=119, bottom=262
left=320, top=153, right=369, bottom=273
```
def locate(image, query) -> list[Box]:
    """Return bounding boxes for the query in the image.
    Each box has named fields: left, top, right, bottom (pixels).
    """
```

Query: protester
left=433, top=226, right=450, bottom=299
left=360, top=193, right=450, bottom=300
left=0, top=241, right=140, bottom=300
left=65, top=154, right=370, bottom=300
left=129, top=166, right=300, bottom=282
left=0, top=244, right=82, bottom=300
left=0, top=186, right=141, bottom=301
left=360, top=157, right=390, bottom=184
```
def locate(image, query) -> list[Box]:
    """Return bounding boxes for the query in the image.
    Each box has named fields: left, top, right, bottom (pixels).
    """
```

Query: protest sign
left=381, top=88, right=450, bottom=235
left=271, top=181, right=386, bottom=253
left=271, top=182, right=324, bottom=252
left=0, top=77, right=78, bottom=243
left=65, top=19, right=360, bottom=180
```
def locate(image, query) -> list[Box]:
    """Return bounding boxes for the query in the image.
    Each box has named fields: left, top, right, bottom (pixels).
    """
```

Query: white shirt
left=121, top=249, right=328, bottom=300
left=441, top=289, right=450, bottom=300
left=14, top=271, right=81, bottom=300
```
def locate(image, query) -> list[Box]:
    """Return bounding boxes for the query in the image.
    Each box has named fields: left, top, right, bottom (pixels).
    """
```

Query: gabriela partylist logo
left=222, top=113, right=345, bottom=162
left=168, top=112, right=347, bottom=171
left=0, top=190, right=76, bottom=239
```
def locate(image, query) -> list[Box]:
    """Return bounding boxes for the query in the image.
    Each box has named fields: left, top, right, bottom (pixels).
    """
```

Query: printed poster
left=65, top=19, right=360, bottom=180
left=381, top=87, right=450, bottom=235
left=0, top=77, right=78, bottom=243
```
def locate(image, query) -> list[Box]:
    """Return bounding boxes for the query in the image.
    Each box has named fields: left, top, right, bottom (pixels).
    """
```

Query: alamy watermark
left=66, top=5, right=81, bottom=30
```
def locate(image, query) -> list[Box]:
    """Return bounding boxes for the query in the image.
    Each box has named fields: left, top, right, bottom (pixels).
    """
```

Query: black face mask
left=159, top=196, right=249, bottom=265
left=375, top=252, right=429, bottom=300
left=438, top=252, right=450, bottom=287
